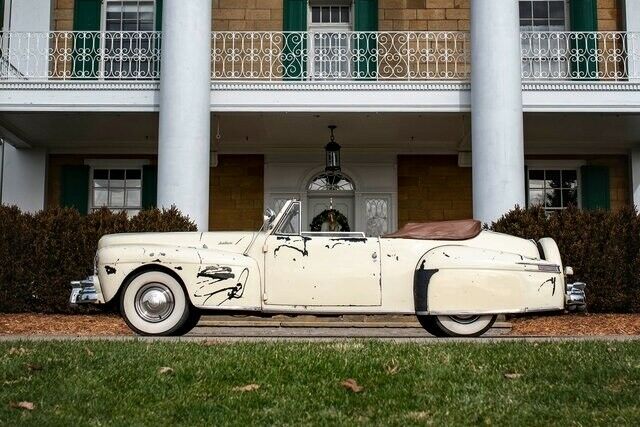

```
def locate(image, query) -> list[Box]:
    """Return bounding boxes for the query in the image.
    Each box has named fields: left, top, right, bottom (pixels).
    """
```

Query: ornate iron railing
left=521, top=31, right=640, bottom=81
left=0, top=31, right=161, bottom=80
left=0, top=30, right=639, bottom=82
left=211, top=31, right=470, bottom=80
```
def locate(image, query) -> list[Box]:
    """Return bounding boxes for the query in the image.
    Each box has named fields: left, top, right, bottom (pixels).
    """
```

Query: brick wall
left=212, top=0, right=283, bottom=31
left=209, top=155, right=264, bottom=231
left=398, top=154, right=630, bottom=226
left=54, top=0, right=74, bottom=31
left=380, top=0, right=469, bottom=32
left=398, top=155, right=473, bottom=226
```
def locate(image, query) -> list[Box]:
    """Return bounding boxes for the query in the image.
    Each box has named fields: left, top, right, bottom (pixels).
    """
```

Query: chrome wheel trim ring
left=134, top=282, right=175, bottom=323
left=448, top=315, right=481, bottom=325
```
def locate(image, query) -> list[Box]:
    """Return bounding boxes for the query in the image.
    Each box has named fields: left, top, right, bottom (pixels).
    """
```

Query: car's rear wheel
left=417, top=314, right=496, bottom=337
left=120, top=270, right=196, bottom=336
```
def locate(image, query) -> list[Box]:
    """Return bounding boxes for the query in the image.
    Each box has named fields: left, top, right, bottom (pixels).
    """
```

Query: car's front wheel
left=120, top=270, right=197, bottom=336
left=418, top=314, right=496, bottom=337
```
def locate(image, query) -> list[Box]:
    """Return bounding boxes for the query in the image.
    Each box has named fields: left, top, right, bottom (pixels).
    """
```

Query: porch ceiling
left=0, top=112, right=638, bottom=154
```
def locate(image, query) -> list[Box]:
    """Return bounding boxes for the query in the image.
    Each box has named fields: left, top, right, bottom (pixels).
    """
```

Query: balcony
left=0, top=31, right=638, bottom=113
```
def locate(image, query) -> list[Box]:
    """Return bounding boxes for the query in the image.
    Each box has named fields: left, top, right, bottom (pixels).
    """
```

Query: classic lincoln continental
left=71, top=199, right=586, bottom=337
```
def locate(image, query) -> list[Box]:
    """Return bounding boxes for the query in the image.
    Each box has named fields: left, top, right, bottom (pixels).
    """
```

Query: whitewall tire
left=120, top=270, right=194, bottom=336
left=418, top=314, right=496, bottom=337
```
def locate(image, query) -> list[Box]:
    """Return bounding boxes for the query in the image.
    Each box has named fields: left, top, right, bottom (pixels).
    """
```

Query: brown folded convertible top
left=383, top=219, right=482, bottom=241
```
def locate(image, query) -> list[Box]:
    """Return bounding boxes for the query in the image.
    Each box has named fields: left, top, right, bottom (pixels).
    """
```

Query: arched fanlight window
left=308, top=172, right=354, bottom=191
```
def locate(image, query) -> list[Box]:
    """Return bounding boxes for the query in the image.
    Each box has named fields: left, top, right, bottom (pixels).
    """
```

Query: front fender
left=414, top=245, right=565, bottom=315
left=96, top=244, right=261, bottom=310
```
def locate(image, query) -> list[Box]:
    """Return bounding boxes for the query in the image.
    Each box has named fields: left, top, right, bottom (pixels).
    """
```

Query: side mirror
left=263, top=208, right=276, bottom=228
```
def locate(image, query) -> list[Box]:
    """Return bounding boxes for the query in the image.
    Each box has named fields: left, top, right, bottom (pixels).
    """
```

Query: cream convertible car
left=71, top=200, right=586, bottom=337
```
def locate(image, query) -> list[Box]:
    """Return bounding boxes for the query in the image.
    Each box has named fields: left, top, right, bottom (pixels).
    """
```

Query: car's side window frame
left=273, top=201, right=302, bottom=236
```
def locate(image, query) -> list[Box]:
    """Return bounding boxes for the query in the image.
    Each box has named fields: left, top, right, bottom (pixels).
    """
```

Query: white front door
left=307, top=196, right=354, bottom=231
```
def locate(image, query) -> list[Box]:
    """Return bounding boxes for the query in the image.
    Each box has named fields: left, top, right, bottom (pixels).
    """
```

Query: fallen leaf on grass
left=385, top=358, right=400, bottom=375
left=24, top=363, right=42, bottom=372
left=232, top=384, right=260, bottom=392
left=341, top=379, right=364, bottom=393
left=504, top=373, right=522, bottom=380
left=84, top=347, right=94, bottom=357
left=7, top=347, right=29, bottom=356
left=9, top=401, right=35, bottom=411
left=158, top=367, right=174, bottom=375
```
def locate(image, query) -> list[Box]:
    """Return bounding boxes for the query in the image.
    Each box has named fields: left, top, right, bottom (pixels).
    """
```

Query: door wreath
left=310, top=209, right=350, bottom=232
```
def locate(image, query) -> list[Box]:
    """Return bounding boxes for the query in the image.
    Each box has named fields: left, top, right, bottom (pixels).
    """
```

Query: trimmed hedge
left=0, top=206, right=196, bottom=314
left=491, top=206, right=640, bottom=313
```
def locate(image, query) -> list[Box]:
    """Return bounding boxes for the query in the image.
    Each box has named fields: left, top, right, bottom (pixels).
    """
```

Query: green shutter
left=283, top=0, right=307, bottom=80
left=354, top=0, right=378, bottom=79
left=156, top=0, right=163, bottom=31
left=524, top=165, right=529, bottom=207
left=0, top=0, right=5, bottom=32
left=73, top=0, right=102, bottom=79
left=142, top=165, right=158, bottom=209
left=581, top=165, right=610, bottom=210
left=60, top=165, right=90, bottom=213
left=570, top=0, right=598, bottom=79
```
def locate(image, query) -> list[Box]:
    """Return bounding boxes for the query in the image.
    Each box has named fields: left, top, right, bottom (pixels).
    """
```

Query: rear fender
left=414, top=245, right=565, bottom=315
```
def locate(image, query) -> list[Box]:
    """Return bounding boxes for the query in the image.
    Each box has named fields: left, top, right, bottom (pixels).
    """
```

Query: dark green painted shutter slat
left=570, top=0, right=599, bottom=80
left=142, top=165, right=158, bottom=209
left=283, top=0, right=307, bottom=80
left=524, top=166, right=529, bottom=207
left=73, top=0, right=102, bottom=79
left=0, top=0, right=5, bottom=32
left=354, top=0, right=378, bottom=79
left=156, top=0, right=163, bottom=31
left=60, top=165, right=90, bottom=213
left=581, top=165, right=610, bottom=210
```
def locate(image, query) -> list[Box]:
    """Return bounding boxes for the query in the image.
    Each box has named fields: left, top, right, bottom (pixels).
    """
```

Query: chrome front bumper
left=565, top=282, right=587, bottom=311
left=70, top=275, right=100, bottom=305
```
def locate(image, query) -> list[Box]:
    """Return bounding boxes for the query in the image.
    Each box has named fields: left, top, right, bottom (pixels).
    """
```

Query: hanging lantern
left=325, top=125, right=341, bottom=174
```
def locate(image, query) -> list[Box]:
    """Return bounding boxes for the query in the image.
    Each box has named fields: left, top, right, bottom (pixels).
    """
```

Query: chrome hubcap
left=135, top=283, right=174, bottom=323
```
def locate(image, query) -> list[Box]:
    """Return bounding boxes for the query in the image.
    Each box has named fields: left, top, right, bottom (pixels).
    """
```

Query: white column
left=0, top=143, right=47, bottom=213
left=631, top=147, right=640, bottom=208
left=625, top=0, right=640, bottom=81
left=7, top=0, right=52, bottom=78
left=157, top=0, right=212, bottom=230
left=470, top=0, right=525, bottom=223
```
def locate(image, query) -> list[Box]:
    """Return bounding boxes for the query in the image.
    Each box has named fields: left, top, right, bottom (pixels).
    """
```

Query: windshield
left=275, top=202, right=301, bottom=235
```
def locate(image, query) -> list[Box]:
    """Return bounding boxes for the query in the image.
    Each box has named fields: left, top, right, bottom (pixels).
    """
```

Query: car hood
left=98, top=231, right=259, bottom=254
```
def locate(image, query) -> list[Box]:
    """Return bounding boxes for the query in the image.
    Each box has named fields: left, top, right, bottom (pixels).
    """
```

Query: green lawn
left=0, top=341, right=639, bottom=426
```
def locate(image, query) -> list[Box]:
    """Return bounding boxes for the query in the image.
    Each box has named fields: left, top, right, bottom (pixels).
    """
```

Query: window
left=103, top=0, right=156, bottom=78
left=275, top=202, right=301, bottom=235
left=308, top=2, right=353, bottom=79
left=308, top=172, right=354, bottom=191
left=365, top=198, right=389, bottom=237
left=527, top=168, right=579, bottom=212
left=91, top=167, right=143, bottom=216
left=520, top=1, right=570, bottom=79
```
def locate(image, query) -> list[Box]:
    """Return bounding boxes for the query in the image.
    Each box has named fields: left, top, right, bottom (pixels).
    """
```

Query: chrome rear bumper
left=565, top=282, right=586, bottom=311
left=70, top=275, right=100, bottom=305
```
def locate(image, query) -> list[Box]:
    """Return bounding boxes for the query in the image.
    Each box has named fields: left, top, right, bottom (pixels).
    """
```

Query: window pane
left=321, top=6, right=330, bottom=22
left=94, top=169, right=109, bottom=180
left=562, top=170, right=577, bottom=188
left=312, top=6, right=320, bottom=22
left=331, top=6, right=339, bottom=23
left=94, top=189, right=109, bottom=207
left=546, top=170, right=561, bottom=188
left=126, top=169, right=142, bottom=187
left=519, top=1, right=532, bottom=19
left=529, top=189, right=545, bottom=206
left=533, top=2, right=548, bottom=19
left=341, top=6, right=349, bottom=22
left=546, top=189, right=562, bottom=207
left=110, top=188, right=125, bottom=206
left=529, top=170, right=545, bottom=188
left=126, top=189, right=141, bottom=207
left=549, top=1, right=565, bottom=19
left=563, top=188, right=578, bottom=207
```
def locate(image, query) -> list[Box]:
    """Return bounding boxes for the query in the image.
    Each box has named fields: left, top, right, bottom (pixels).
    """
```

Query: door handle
left=372, top=252, right=378, bottom=260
